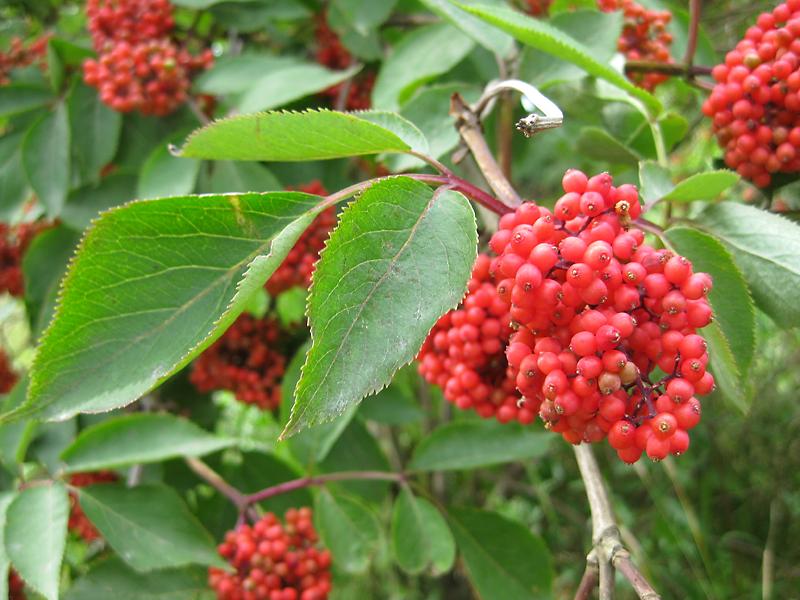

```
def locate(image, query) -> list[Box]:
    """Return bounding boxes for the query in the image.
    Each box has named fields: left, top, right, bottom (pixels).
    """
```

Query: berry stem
left=184, top=456, right=254, bottom=519
left=573, top=550, right=600, bottom=600
left=573, top=444, right=661, bottom=599
left=624, top=60, right=712, bottom=77
left=451, top=92, right=522, bottom=209
left=683, top=0, right=702, bottom=72
left=246, top=471, right=405, bottom=504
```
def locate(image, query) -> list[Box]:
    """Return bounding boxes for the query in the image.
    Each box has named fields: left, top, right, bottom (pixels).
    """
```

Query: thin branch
left=683, top=0, right=702, bottom=71
left=574, top=550, right=600, bottom=600
left=624, top=60, right=712, bottom=77
left=450, top=92, right=521, bottom=209
left=599, top=559, right=615, bottom=600
left=247, top=471, right=404, bottom=504
left=185, top=456, right=249, bottom=512
left=573, top=444, right=661, bottom=600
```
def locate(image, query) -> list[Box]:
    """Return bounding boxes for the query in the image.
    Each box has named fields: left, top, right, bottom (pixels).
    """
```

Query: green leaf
left=199, top=161, right=281, bottom=194
left=703, top=321, right=749, bottom=413
left=448, top=507, right=553, bottom=600
left=664, top=227, right=755, bottom=383
left=5, top=483, right=69, bottom=600
left=0, top=379, right=36, bottom=470
left=0, top=85, right=52, bottom=118
left=409, top=420, right=550, bottom=471
left=331, top=0, right=397, bottom=36
left=576, top=127, right=641, bottom=167
left=391, top=488, right=455, bottom=575
left=138, top=145, right=200, bottom=199
left=0, top=131, right=31, bottom=221
left=276, top=287, right=307, bottom=327
left=66, top=558, right=214, bottom=600
left=373, top=24, right=475, bottom=110
left=22, top=225, right=80, bottom=337
left=696, top=203, right=800, bottom=328
left=18, top=190, right=328, bottom=423
left=177, top=109, right=412, bottom=162
left=360, top=379, right=425, bottom=425
left=638, top=160, right=673, bottom=207
left=661, top=170, right=740, bottom=202
left=68, top=83, right=122, bottom=185
left=456, top=2, right=661, bottom=115
left=283, top=178, right=477, bottom=437
left=355, top=110, right=430, bottom=157
left=195, top=55, right=305, bottom=96
left=61, top=413, right=234, bottom=472
left=62, top=174, right=138, bottom=230
left=78, top=484, right=225, bottom=571
left=237, top=63, right=361, bottom=114
left=315, top=490, right=380, bottom=574
left=418, top=0, right=514, bottom=56
left=22, top=104, right=71, bottom=216
left=0, top=492, right=16, bottom=600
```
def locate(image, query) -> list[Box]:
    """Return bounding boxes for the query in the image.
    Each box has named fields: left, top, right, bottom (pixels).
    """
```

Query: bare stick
left=573, top=444, right=661, bottom=600
left=574, top=550, right=600, bottom=600
left=683, top=0, right=702, bottom=71
left=185, top=456, right=250, bottom=513
left=451, top=93, right=521, bottom=209
left=624, top=61, right=711, bottom=77
left=247, top=471, right=404, bottom=504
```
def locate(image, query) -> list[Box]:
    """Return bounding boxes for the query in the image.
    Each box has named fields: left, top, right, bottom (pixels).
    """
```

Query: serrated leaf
left=66, top=558, right=214, bottom=600
left=703, top=321, right=749, bottom=413
left=355, top=110, right=430, bottom=157
left=78, top=484, right=225, bottom=571
left=373, top=24, right=475, bottom=110
left=61, top=413, right=234, bottom=472
left=695, top=203, right=800, bottom=327
left=638, top=160, right=673, bottom=207
left=199, top=161, right=281, bottom=194
left=0, top=131, right=31, bottom=220
left=664, top=227, right=755, bottom=383
left=283, top=178, right=477, bottom=437
left=315, top=490, right=380, bottom=574
left=22, top=104, right=70, bottom=216
left=61, top=174, right=138, bottom=230
left=16, top=191, right=328, bottom=424
left=196, top=55, right=307, bottom=96
left=448, top=507, right=553, bottom=600
left=331, top=0, right=397, bottom=36
left=237, top=63, right=361, bottom=114
left=0, top=492, right=16, bottom=600
left=662, top=170, right=739, bottom=202
left=409, top=420, right=550, bottom=471
left=68, top=82, right=122, bottom=185
left=276, top=287, right=307, bottom=327
left=456, top=2, right=661, bottom=115
left=391, top=488, right=455, bottom=575
left=577, top=127, right=641, bottom=167
left=0, top=379, right=36, bottom=469
left=419, top=0, right=514, bottom=56
left=0, top=85, right=52, bottom=118
left=138, top=144, right=200, bottom=199
left=177, top=109, right=412, bottom=162
left=5, top=483, right=69, bottom=600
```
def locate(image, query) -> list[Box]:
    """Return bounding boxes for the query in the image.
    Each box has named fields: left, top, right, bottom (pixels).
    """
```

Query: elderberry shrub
left=419, top=170, right=713, bottom=464
left=67, top=471, right=119, bottom=542
left=703, top=0, right=800, bottom=187
left=82, top=0, right=212, bottom=115
left=598, top=0, right=674, bottom=91
left=209, top=509, right=332, bottom=600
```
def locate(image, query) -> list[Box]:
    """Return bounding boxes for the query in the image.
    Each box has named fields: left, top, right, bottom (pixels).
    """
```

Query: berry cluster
left=314, top=15, right=374, bottom=110
left=599, top=0, right=674, bottom=91
left=0, top=35, right=49, bottom=85
left=266, top=181, right=336, bottom=296
left=83, top=0, right=212, bottom=116
left=68, top=471, right=119, bottom=541
left=702, top=1, right=800, bottom=188
left=9, top=570, right=24, bottom=600
left=1, top=221, right=51, bottom=297
left=209, top=509, right=332, bottom=600
left=190, top=314, right=288, bottom=410
left=417, top=255, right=531, bottom=424
left=525, top=0, right=553, bottom=18
left=487, top=169, right=713, bottom=462
left=0, top=349, right=17, bottom=394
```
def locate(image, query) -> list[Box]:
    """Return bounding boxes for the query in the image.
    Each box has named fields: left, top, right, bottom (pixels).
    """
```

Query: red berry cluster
left=525, top=0, right=553, bottom=18
left=86, top=0, right=174, bottom=51
left=417, top=255, right=531, bottom=424
left=83, top=0, right=212, bottom=116
left=190, top=314, right=288, bottom=410
left=702, top=1, right=800, bottom=188
left=68, top=471, right=119, bottom=541
left=0, top=221, right=51, bottom=297
left=0, top=349, right=17, bottom=395
left=598, top=0, right=674, bottom=91
left=0, top=35, right=49, bottom=85
left=266, top=181, right=336, bottom=296
left=9, top=570, right=25, bottom=600
left=487, top=169, right=713, bottom=463
left=314, top=15, right=374, bottom=110
left=209, top=509, right=332, bottom=600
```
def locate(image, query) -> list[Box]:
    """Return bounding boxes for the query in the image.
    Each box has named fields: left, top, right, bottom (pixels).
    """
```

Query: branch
left=573, top=444, right=661, bottom=600
left=450, top=92, right=521, bottom=209
left=185, top=456, right=250, bottom=512
left=247, top=471, right=404, bottom=504
left=573, top=550, right=600, bottom=600
left=624, top=60, right=712, bottom=77
left=683, top=0, right=702, bottom=71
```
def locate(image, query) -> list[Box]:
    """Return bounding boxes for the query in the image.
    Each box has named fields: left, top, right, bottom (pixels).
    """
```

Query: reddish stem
left=246, top=471, right=404, bottom=504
